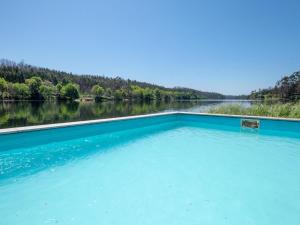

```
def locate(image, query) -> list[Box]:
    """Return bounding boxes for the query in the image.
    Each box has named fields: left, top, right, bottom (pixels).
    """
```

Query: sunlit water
left=0, top=117, right=299, bottom=225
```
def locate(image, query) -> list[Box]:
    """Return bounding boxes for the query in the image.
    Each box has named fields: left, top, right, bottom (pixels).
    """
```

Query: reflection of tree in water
left=0, top=100, right=199, bottom=128
left=0, top=101, right=33, bottom=127
left=0, top=100, right=244, bottom=128
left=59, top=101, right=79, bottom=116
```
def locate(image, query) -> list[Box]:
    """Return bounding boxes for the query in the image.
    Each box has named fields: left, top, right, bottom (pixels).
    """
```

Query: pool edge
left=1, top=112, right=300, bottom=135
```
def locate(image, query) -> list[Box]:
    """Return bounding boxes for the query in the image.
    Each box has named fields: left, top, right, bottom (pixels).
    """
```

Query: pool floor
left=0, top=120, right=300, bottom=225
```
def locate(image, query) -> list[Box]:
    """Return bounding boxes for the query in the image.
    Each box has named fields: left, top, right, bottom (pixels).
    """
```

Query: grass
left=208, top=102, right=300, bottom=118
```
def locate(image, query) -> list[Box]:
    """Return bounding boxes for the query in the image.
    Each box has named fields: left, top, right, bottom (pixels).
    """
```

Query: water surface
left=0, top=116, right=299, bottom=225
left=0, top=100, right=253, bottom=128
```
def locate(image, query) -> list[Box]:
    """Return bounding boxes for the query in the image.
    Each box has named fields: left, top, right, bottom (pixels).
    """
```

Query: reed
left=208, top=102, right=300, bottom=118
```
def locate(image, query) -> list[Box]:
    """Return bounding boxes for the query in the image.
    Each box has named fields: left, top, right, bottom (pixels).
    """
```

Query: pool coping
left=1, top=112, right=300, bottom=135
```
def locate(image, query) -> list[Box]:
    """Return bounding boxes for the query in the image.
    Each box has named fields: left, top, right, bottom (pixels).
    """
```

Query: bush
left=11, top=83, right=30, bottom=99
left=289, top=102, right=300, bottom=118
left=248, top=104, right=269, bottom=116
left=61, top=83, right=80, bottom=100
left=208, top=102, right=300, bottom=118
left=209, top=104, right=246, bottom=115
left=39, top=84, right=57, bottom=100
left=25, top=76, right=42, bottom=99
left=91, top=85, right=105, bottom=101
left=0, top=77, right=8, bottom=98
left=114, top=90, right=123, bottom=101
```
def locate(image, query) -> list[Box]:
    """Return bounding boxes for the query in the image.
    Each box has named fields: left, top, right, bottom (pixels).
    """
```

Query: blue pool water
left=0, top=114, right=300, bottom=225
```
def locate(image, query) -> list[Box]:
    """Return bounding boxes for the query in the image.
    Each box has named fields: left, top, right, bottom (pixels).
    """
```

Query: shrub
left=61, top=83, right=80, bottom=100
left=91, top=85, right=105, bottom=102
left=25, top=76, right=42, bottom=99
left=11, top=83, right=30, bottom=99
left=39, top=84, right=57, bottom=100
left=0, top=78, right=8, bottom=98
left=209, top=102, right=300, bottom=118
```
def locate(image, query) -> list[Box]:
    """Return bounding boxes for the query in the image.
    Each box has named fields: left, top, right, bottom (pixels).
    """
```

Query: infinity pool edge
left=1, top=112, right=300, bottom=135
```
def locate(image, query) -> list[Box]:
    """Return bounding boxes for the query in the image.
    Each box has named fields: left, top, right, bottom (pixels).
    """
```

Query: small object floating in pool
left=241, top=119, right=260, bottom=129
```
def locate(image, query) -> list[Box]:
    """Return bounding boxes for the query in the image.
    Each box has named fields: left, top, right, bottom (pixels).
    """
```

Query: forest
left=249, top=71, right=300, bottom=100
left=0, top=59, right=224, bottom=101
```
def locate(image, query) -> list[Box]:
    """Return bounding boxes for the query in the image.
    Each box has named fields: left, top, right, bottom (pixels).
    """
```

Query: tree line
left=249, top=71, right=300, bottom=100
left=0, top=76, right=79, bottom=100
left=0, top=59, right=224, bottom=101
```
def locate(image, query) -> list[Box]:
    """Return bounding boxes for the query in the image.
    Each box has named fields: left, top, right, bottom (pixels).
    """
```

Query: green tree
left=56, top=83, right=63, bottom=99
left=61, top=83, right=80, bottom=100
left=11, top=83, right=30, bottom=99
left=0, top=60, right=226, bottom=101
left=105, top=88, right=113, bottom=97
left=114, top=89, right=123, bottom=101
left=25, top=76, right=42, bottom=99
left=0, top=78, right=8, bottom=99
left=91, top=85, right=105, bottom=102
left=154, top=88, right=161, bottom=100
left=131, top=85, right=144, bottom=99
left=162, top=91, right=172, bottom=102
left=143, top=88, right=153, bottom=101
left=120, top=88, right=129, bottom=99
left=39, top=83, right=57, bottom=100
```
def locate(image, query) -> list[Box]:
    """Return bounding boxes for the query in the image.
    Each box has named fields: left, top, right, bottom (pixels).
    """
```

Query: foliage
left=0, top=59, right=224, bottom=101
left=113, top=89, right=123, bottom=101
left=154, top=88, right=161, bottom=100
left=131, top=85, right=144, bottom=99
left=25, top=76, right=43, bottom=99
left=209, top=102, right=300, bottom=118
left=143, top=88, right=153, bottom=101
left=250, top=71, right=300, bottom=100
left=39, top=83, right=57, bottom=100
left=0, top=77, right=8, bottom=98
left=91, top=85, right=105, bottom=101
left=56, top=83, right=63, bottom=99
left=105, top=88, right=112, bottom=97
left=11, top=83, right=30, bottom=99
left=60, top=83, right=80, bottom=100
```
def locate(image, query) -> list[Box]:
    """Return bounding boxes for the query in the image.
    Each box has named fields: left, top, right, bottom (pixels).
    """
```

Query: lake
left=0, top=100, right=253, bottom=128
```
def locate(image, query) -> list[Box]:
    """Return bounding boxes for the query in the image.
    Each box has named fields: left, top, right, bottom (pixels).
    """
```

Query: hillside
left=0, top=59, right=224, bottom=101
left=250, top=71, right=300, bottom=100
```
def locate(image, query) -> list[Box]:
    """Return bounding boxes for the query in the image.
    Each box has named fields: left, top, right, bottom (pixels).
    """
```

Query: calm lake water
left=0, top=100, right=253, bottom=128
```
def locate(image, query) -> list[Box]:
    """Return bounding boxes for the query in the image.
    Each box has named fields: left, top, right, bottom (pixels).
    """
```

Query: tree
left=91, top=85, right=105, bottom=102
left=105, top=88, right=113, bottom=97
left=162, top=91, right=172, bottom=101
left=114, top=90, right=123, bottom=101
left=61, top=83, right=79, bottom=100
left=143, top=88, right=153, bottom=101
left=154, top=88, right=161, bottom=100
left=0, top=60, right=225, bottom=100
left=39, top=83, right=57, bottom=100
left=11, top=83, right=30, bottom=99
left=25, top=76, right=42, bottom=99
left=120, top=88, right=129, bottom=99
left=296, top=82, right=300, bottom=99
left=56, top=83, right=63, bottom=99
left=0, top=78, right=8, bottom=98
left=131, top=85, right=144, bottom=99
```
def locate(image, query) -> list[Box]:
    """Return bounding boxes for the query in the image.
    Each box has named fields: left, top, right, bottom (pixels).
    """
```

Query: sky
left=0, top=0, right=299, bottom=95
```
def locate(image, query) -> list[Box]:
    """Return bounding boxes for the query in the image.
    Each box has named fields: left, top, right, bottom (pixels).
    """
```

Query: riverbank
left=209, top=102, right=300, bottom=118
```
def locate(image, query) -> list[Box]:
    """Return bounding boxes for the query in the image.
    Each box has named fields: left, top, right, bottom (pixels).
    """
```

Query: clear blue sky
left=1, top=0, right=299, bottom=95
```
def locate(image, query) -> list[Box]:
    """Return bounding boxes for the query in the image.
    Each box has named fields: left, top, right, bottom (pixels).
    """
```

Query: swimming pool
left=1, top=113, right=300, bottom=225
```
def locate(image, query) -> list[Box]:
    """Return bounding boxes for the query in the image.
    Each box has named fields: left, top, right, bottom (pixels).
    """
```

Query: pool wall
left=179, top=113, right=300, bottom=133
left=0, top=113, right=179, bottom=151
left=1, top=112, right=300, bottom=151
